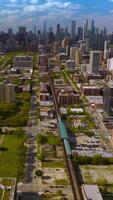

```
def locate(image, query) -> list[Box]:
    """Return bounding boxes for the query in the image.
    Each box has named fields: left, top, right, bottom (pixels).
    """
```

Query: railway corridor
left=48, top=71, right=83, bottom=200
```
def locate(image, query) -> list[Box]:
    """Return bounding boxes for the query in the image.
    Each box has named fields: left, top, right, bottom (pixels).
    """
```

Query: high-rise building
left=83, top=19, right=88, bottom=40
left=57, top=24, right=60, bottom=35
left=104, top=41, right=109, bottom=60
left=34, top=25, right=36, bottom=35
left=91, top=20, right=95, bottom=35
left=104, top=82, right=113, bottom=116
left=71, top=20, right=76, bottom=40
left=0, top=83, right=15, bottom=103
left=77, top=27, right=83, bottom=41
left=56, top=24, right=61, bottom=40
left=90, top=51, right=100, bottom=74
left=17, top=26, right=27, bottom=47
left=19, top=26, right=26, bottom=34
left=65, top=26, right=69, bottom=36
left=75, top=49, right=82, bottom=65
left=70, top=47, right=77, bottom=60
left=49, top=27, right=53, bottom=33
left=8, top=28, right=13, bottom=35
left=43, top=20, right=46, bottom=35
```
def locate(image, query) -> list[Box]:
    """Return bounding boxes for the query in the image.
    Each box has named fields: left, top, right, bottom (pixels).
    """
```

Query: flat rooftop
left=82, top=184, right=103, bottom=200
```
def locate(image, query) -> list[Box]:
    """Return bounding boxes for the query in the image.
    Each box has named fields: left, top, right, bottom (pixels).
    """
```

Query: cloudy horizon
left=0, top=0, right=113, bottom=32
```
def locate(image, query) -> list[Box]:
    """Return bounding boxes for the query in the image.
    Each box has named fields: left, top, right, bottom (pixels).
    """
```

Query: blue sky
left=0, top=0, right=113, bottom=32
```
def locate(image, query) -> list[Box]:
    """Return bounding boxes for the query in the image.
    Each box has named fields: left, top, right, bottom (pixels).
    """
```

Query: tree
left=0, top=128, right=3, bottom=134
left=37, top=134, right=47, bottom=144
left=35, top=170, right=43, bottom=177
left=92, top=154, right=103, bottom=165
left=37, top=150, right=45, bottom=161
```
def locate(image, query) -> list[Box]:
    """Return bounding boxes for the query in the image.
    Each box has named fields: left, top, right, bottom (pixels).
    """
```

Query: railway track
left=48, top=71, right=83, bottom=200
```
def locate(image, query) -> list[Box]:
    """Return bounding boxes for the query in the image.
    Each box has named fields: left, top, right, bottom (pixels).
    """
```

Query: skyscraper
left=104, top=41, right=109, bottom=60
left=91, top=20, right=95, bottom=35
left=71, top=20, right=76, bottom=40
left=83, top=19, right=88, bottom=40
left=90, top=51, right=100, bottom=74
left=43, top=21, right=47, bottom=35
left=19, top=26, right=26, bottom=34
left=77, top=27, right=83, bottom=41
left=56, top=24, right=60, bottom=35
left=34, top=25, right=36, bottom=35
left=104, top=82, right=113, bottom=117
left=56, top=24, right=61, bottom=40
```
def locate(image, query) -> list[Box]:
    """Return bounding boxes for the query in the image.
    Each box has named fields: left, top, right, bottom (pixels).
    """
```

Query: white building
left=90, top=51, right=100, bottom=74
left=82, top=184, right=103, bottom=200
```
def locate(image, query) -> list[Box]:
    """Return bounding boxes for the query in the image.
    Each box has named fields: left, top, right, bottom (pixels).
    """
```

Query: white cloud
left=23, top=1, right=81, bottom=13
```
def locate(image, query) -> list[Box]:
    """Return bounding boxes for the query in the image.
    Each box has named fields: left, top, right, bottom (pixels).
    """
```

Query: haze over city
left=1, top=0, right=113, bottom=200
left=1, top=0, right=113, bottom=31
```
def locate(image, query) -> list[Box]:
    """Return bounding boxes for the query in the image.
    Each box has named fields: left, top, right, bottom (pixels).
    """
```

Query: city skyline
left=1, top=0, right=113, bottom=32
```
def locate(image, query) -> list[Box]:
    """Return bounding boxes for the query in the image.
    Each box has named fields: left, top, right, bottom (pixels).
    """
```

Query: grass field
left=0, top=134, right=26, bottom=178
left=42, top=160, right=65, bottom=168
left=80, top=165, right=113, bottom=185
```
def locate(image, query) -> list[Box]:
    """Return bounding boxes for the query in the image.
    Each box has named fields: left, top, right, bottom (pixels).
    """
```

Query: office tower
left=104, top=41, right=109, bottom=60
left=83, top=19, right=88, bottom=40
left=71, top=20, right=76, bottom=40
left=48, top=31, right=55, bottom=44
left=90, top=51, right=101, bottom=74
left=104, top=82, right=113, bottom=116
left=57, top=24, right=60, bottom=35
left=65, top=26, right=69, bottom=36
left=49, top=27, right=53, bottom=33
left=56, top=24, right=61, bottom=40
left=77, top=27, right=83, bottom=41
left=0, top=83, right=15, bottom=103
left=8, top=28, right=13, bottom=35
left=43, top=20, right=46, bottom=35
left=91, top=20, right=95, bottom=35
left=34, top=25, right=36, bottom=35
left=103, top=27, right=107, bottom=40
left=17, top=26, right=27, bottom=47
left=19, top=26, right=26, bottom=34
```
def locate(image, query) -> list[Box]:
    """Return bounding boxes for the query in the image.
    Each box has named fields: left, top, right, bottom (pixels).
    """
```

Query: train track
left=48, top=71, right=83, bottom=200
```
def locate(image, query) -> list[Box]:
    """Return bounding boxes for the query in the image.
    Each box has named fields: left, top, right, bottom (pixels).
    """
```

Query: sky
left=0, top=0, right=113, bottom=32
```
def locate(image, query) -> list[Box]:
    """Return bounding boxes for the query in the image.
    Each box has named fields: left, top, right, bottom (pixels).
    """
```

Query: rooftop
left=82, top=184, right=103, bottom=200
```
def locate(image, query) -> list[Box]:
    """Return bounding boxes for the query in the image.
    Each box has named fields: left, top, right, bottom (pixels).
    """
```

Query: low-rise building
left=58, top=91, right=79, bottom=106
left=81, top=86, right=102, bottom=96
left=82, top=184, right=103, bottom=200
left=13, top=56, right=33, bottom=68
